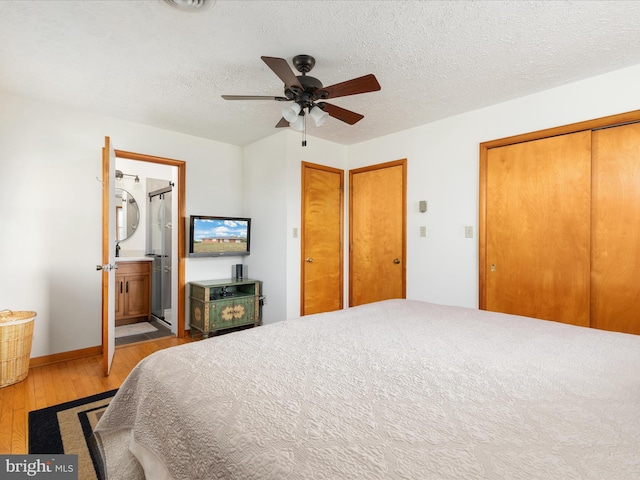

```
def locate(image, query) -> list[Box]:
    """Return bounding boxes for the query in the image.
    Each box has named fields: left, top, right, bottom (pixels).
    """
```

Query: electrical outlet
left=465, top=226, right=473, bottom=238
left=420, top=226, right=427, bottom=237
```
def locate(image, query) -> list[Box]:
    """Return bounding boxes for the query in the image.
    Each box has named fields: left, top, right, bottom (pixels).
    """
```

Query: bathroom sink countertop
left=116, top=256, right=153, bottom=262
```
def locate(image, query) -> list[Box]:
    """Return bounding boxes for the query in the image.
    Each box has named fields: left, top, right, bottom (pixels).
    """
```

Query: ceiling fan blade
left=322, top=74, right=381, bottom=99
left=222, top=95, right=288, bottom=101
left=319, top=102, right=364, bottom=125
left=261, top=56, right=303, bottom=89
left=275, top=117, right=289, bottom=128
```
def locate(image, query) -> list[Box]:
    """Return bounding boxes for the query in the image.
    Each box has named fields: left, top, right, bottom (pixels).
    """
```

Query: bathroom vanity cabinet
left=115, top=260, right=151, bottom=325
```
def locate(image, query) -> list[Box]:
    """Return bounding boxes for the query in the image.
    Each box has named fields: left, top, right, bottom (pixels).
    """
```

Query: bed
left=93, top=299, right=640, bottom=479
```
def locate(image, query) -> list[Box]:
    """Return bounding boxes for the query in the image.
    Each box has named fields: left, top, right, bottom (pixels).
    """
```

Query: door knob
left=306, top=257, right=314, bottom=263
left=393, top=258, right=401, bottom=264
left=96, top=264, right=117, bottom=271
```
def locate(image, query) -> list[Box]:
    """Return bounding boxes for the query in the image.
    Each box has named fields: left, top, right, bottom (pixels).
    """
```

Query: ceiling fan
left=221, top=55, right=381, bottom=134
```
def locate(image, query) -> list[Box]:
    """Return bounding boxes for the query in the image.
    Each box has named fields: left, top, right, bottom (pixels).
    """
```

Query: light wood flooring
left=0, top=336, right=197, bottom=454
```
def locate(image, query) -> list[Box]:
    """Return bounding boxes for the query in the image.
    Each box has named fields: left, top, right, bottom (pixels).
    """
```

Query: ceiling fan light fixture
left=289, top=115, right=305, bottom=132
left=222, top=55, right=381, bottom=138
left=282, top=103, right=302, bottom=123
left=310, top=105, right=329, bottom=127
left=162, top=0, right=212, bottom=11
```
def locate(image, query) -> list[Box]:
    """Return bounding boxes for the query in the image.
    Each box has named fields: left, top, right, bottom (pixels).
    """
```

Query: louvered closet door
left=592, top=123, right=640, bottom=335
left=485, top=131, right=592, bottom=326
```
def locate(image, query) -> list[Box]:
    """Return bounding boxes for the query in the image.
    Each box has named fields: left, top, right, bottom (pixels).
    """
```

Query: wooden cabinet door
left=115, top=261, right=151, bottom=322
left=349, top=160, right=406, bottom=307
left=124, top=273, right=150, bottom=317
left=301, top=162, right=343, bottom=316
left=485, top=131, right=591, bottom=326
left=592, top=122, right=640, bottom=334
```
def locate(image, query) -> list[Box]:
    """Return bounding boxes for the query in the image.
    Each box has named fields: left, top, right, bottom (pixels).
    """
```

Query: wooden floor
left=0, top=336, right=197, bottom=454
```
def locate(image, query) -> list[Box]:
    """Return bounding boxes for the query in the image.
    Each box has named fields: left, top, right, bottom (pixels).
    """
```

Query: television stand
left=188, top=278, right=262, bottom=337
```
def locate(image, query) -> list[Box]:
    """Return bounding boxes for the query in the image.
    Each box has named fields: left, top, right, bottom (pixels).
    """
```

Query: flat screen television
left=189, top=215, right=251, bottom=257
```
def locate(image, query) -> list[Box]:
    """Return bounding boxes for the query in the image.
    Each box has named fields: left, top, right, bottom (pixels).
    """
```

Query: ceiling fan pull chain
left=302, top=113, right=307, bottom=147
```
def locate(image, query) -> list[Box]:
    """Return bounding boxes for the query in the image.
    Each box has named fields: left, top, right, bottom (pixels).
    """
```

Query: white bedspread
left=94, top=299, right=640, bottom=479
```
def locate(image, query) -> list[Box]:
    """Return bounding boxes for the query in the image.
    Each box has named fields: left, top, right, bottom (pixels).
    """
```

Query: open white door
left=101, top=136, right=117, bottom=375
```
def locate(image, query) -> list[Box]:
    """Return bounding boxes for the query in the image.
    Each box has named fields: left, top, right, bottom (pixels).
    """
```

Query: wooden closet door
left=485, top=131, right=591, bottom=326
left=592, top=123, right=640, bottom=335
left=301, top=162, right=343, bottom=316
left=350, top=160, right=406, bottom=307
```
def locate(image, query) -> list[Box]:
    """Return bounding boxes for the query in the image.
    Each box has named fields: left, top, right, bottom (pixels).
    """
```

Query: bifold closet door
left=485, top=131, right=591, bottom=326
left=592, top=122, right=640, bottom=335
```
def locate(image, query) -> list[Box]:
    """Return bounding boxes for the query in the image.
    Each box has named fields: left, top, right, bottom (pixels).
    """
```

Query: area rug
left=29, top=389, right=118, bottom=480
left=114, top=322, right=157, bottom=338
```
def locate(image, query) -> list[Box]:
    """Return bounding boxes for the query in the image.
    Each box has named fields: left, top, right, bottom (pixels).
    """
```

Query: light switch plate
left=465, top=226, right=473, bottom=238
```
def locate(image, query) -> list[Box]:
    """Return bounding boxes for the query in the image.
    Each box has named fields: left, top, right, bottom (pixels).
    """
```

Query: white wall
left=0, top=92, right=244, bottom=358
left=242, top=132, right=288, bottom=324
left=349, top=63, right=640, bottom=308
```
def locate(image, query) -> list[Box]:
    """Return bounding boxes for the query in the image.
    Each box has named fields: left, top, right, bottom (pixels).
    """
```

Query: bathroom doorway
left=103, top=148, right=186, bottom=359
left=114, top=159, right=178, bottom=336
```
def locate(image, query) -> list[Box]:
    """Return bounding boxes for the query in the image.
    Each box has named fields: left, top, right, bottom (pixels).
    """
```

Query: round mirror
left=115, top=188, right=140, bottom=242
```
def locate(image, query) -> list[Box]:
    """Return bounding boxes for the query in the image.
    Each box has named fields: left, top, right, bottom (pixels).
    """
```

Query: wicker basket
left=0, top=310, right=36, bottom=388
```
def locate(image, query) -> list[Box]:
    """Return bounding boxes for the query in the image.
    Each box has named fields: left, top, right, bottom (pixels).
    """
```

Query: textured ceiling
left=2, top=0, right=640, bottom=146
